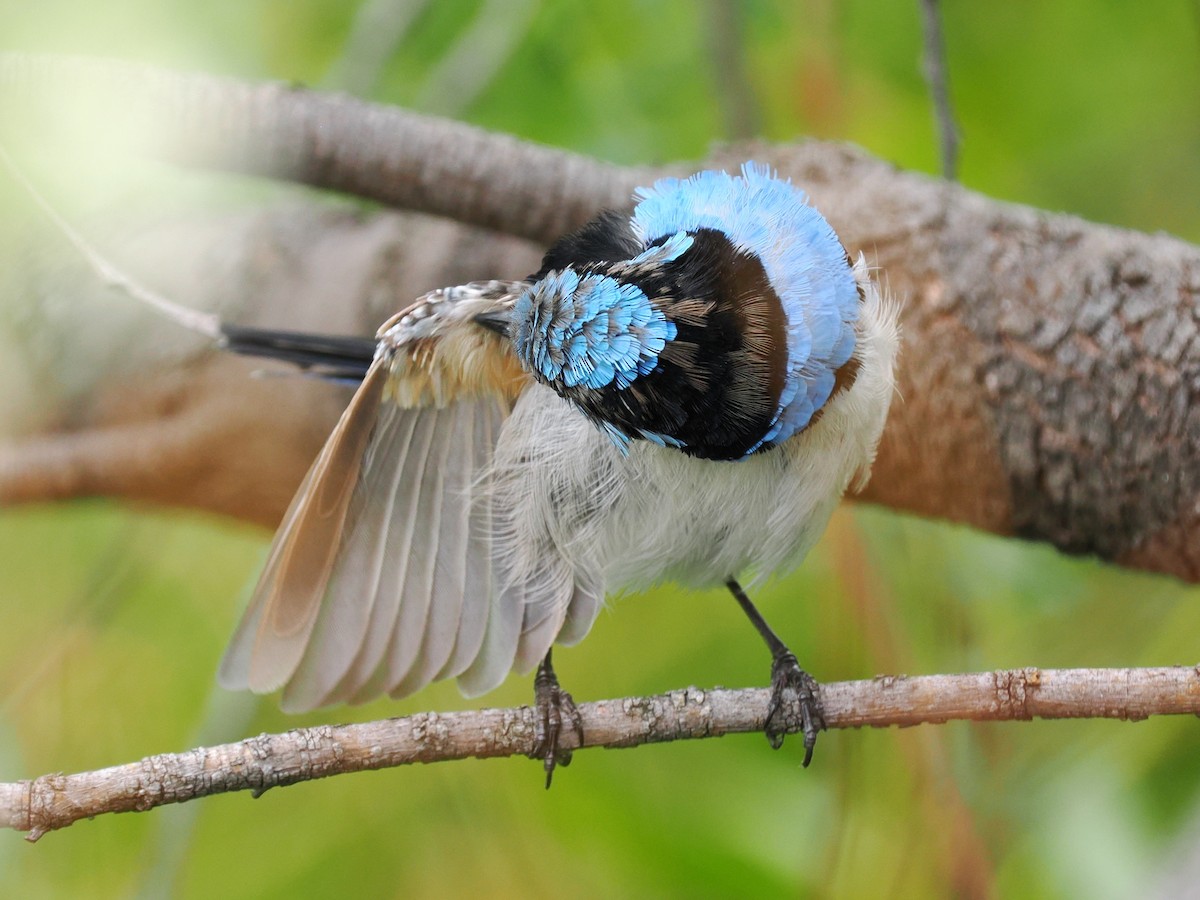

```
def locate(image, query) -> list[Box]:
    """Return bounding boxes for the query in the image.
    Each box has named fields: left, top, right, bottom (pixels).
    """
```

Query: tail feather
left=219, top=324, right=377, bottom=382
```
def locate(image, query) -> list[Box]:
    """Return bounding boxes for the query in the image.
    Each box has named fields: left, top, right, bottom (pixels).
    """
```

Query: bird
left=216, top=162, right=900, bottom=782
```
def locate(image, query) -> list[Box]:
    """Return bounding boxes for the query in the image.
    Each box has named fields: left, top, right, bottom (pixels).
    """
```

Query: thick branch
left=0, top=51, right=642, bottom=245
left=2, top=666, right=1196, bottom=842
left=3, top=54, right=1200, bottom=578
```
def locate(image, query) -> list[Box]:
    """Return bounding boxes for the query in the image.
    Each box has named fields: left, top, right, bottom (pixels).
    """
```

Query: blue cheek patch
left=514, top=270, right=677, bottom=392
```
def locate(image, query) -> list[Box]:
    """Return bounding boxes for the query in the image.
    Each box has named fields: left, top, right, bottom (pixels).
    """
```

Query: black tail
left=219, top=324, right=377, bottom=384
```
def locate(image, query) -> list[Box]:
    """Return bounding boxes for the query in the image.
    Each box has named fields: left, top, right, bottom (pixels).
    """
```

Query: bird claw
left=530, top=657, right=583, bottom=788
left=766, top=652, right=825, bottom=766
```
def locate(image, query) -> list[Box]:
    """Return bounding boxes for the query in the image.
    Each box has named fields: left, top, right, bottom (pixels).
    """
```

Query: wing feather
left=372, top=408, right=450, bottom=695
left=456, top=575, right=524, bottom=698
left=322, top=402, right=422, bottom=702
left=513, top=585, right=571, bottom=675
left=218, top=359, right=387, bottom=694
left=556, top=572, right=606, bottom=647
left=287, top=400, right=418, bottom=708
left=435, top=398, right=501, bottom=680
left=221, top=280, right=613, bottom=711
left=389, top=402, right=477, bottom=696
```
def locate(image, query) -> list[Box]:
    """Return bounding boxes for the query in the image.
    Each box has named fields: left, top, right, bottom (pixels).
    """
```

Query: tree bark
left=1, top=53, right=1198, bottom=578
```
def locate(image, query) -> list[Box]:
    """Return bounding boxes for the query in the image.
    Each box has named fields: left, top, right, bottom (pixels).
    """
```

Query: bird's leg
left=529, top=649, right=584, bottom=788
left=725, top=579, right=825, bottom=766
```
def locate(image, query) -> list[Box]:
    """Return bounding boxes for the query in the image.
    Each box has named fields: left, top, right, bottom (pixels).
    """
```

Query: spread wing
left=218, top=282, right=598, bottom=711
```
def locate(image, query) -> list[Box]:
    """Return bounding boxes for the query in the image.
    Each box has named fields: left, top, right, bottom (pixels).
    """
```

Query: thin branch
left=0, top=51, right=642, bottom=246
left=322, top=0, right=433, bottom=96
left=0, top=141, right=222, bottom=340
left=412, top=0, right=540, bottom=117
left=3, top=666, right=1197, bottom=842
left=703, top=0, right=762, bottom=141
left=918, top=0, right=960, bottom=180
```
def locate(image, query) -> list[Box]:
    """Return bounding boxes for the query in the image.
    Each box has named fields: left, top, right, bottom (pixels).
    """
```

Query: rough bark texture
left=3, top=666, right=1196, bottom=841
left=2, top=53, right=1199, bottom=577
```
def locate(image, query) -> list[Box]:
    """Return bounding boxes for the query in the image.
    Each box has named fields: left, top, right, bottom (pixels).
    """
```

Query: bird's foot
left=530, top=653, right=583, bottom=789
left=766, top=652, right=825, bottom=766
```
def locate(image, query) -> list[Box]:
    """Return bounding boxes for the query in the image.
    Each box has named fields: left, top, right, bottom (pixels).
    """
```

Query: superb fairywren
left=218, top=163, right=900, bottom=778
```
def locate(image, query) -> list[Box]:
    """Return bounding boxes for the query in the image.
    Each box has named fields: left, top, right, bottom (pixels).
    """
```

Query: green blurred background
left=2, top=1, right=1200, bottom=897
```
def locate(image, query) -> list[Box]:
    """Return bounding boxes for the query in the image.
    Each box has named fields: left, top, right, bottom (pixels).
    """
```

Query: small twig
left=0, top=141, right=221, bottom=340
left=918, top=0, right=960, bottom=181
left=3, top=666, right=1197, bottom=842
left=412, top=0, right=540, bottom=117
left=704, top=0, right=762, bottom=141
left=322, top=0, right=433, bottom=96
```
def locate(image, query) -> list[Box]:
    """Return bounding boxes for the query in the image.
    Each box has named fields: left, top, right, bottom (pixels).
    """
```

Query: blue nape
left=630, top=162, right=859, bottom=448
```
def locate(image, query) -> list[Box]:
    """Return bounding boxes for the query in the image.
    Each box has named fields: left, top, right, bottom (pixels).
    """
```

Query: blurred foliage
left=2, top=1, right=1200, bottom=897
